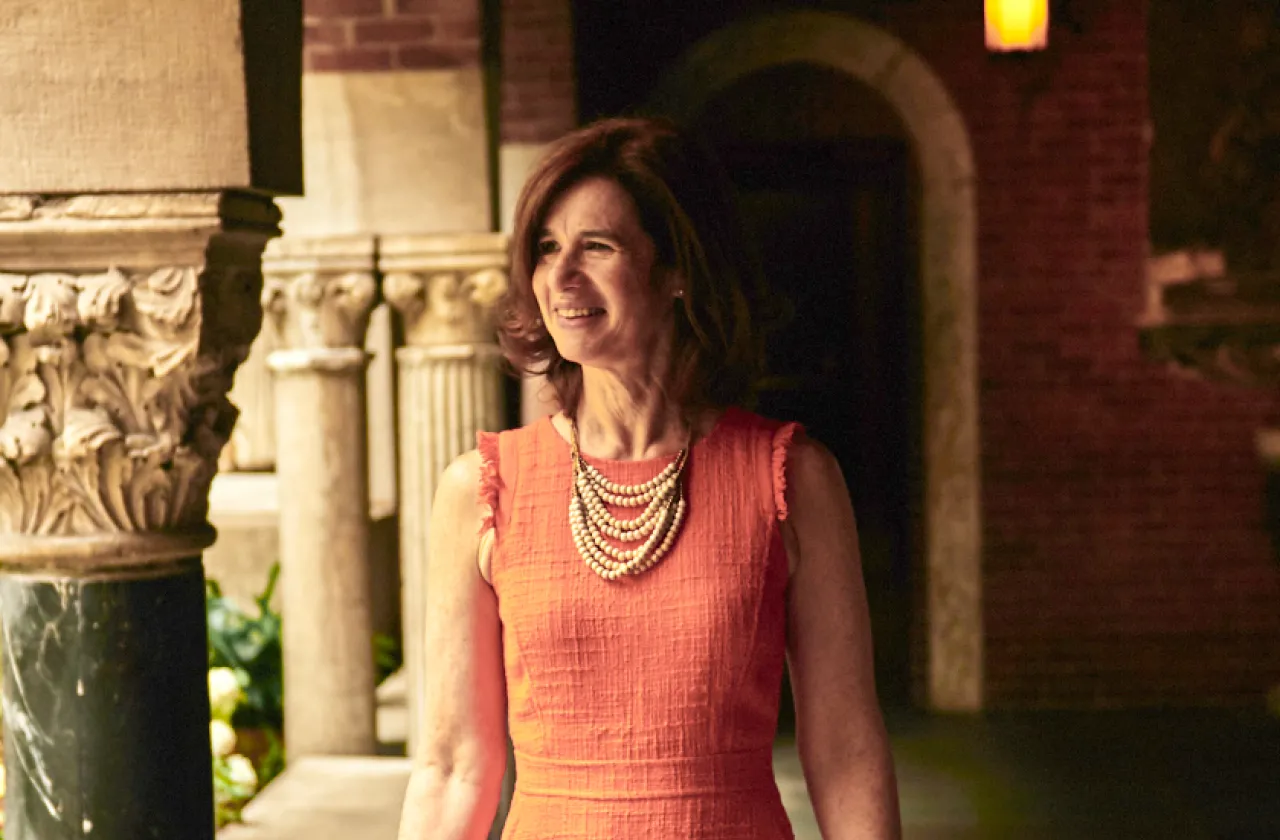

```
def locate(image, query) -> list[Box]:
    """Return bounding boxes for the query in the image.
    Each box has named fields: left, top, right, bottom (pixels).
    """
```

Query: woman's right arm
left=398, top=449, right=508, bottom=840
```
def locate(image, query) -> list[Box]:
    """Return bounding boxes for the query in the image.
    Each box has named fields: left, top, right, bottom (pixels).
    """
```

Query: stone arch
left=651, top=10, right=982, bottom=711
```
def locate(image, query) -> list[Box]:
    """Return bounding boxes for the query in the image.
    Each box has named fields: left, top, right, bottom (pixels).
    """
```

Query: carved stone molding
left=0, top=192, right=279, bottom=552
left=1140, top=324, right=1280, bottom=386
left=1140, top=252, right=1280, bottom=387
left=261, top=235, right=379, bottom=363
left=381, top=233, right=509, bottom=347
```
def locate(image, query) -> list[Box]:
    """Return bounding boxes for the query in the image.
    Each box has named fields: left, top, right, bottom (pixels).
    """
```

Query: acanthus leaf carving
left=465, top=268, right=507, bottom=310
left=382, top=271, right=426, bottom=320
left=0, top=409, right=52, bottom=466
left=0, top=274, right=28, bottom=331
left=262, top=269, right=378, bottom=350
left=76, top=268, right=132, bottom=332
left=131, top=266, right=200, bottom=377
left=386, top=269, right=508, bottom=347
left=0, top=259, right=262, bottom=537
left=23, top=274, right=78, bottom=345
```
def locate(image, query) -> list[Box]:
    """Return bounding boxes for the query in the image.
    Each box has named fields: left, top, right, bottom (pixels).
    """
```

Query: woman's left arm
left=782, top=436, right=902, bottom=839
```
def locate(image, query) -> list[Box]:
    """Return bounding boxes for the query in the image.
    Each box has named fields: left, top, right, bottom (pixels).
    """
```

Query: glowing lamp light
left=985, top=0, right=1050, bottom=52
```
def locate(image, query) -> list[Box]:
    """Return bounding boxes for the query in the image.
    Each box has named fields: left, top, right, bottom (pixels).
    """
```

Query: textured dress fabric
left=477, top=407, right=801, bottom=840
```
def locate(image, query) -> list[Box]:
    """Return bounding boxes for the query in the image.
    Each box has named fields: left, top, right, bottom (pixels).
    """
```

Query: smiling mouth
left=557, top=307, right=606, bottom=319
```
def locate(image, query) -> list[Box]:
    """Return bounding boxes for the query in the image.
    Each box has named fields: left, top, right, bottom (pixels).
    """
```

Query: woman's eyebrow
left=536, top=227, right=623, bottom=241
left=579, top=228, right=622, bottom=240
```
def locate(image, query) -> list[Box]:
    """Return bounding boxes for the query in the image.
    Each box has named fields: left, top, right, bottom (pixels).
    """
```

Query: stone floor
left=223, top=675, right=1280, bottom=839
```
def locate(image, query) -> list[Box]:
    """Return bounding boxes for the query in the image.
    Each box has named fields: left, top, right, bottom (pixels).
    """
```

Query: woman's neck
left=571, top=376, right=687, bottom=461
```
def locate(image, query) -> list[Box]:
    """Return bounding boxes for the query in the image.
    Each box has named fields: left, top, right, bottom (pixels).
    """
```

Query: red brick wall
left=878, top=0, right=1280, bottom=706
left=303, top=0, right=480, bottom=72
left=500, top=0, right=576, bottom=143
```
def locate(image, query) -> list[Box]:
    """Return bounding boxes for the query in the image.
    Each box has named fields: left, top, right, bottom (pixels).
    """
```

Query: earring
left=674, top=289, right=685, bottom=298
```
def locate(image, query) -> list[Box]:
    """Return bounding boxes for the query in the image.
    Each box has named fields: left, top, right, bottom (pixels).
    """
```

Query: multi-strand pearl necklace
left=568, top=419, right=690, bottom=580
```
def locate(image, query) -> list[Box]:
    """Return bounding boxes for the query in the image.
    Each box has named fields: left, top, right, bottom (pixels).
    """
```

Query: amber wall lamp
left=985, top=0, right=1050, bottom=52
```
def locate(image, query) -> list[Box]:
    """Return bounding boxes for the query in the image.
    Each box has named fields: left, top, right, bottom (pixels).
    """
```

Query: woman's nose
left=547, top=246, right=582, bottom=291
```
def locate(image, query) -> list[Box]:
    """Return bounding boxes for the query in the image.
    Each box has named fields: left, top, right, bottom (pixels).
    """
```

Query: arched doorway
left=651, top=11, right=982, bottom=712
left=691, top=63, right=918, bottom=712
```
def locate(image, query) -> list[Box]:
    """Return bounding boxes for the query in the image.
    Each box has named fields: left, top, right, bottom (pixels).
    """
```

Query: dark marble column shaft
left=1, top=559, right=213, bottom=840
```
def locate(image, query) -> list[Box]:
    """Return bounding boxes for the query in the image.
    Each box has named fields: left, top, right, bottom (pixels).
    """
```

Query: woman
left=398, top=117, right=900, bottom=839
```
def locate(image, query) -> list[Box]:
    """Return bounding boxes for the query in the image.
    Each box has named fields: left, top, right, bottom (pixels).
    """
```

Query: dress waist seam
left=512, top=747, right=777, bottom=800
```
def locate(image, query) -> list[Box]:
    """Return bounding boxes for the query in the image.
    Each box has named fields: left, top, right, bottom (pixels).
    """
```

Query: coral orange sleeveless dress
left=477, top=407, right=800, bottom=839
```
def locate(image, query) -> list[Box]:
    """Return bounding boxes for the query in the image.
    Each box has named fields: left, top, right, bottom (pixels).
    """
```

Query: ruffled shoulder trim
left=476, top=430, right=501, bottom=535
left=771, top=421, right=803, bottom=522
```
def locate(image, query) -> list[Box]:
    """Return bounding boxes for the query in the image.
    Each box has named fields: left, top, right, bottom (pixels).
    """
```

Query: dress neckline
left=542, top=407, right=737, bottom=468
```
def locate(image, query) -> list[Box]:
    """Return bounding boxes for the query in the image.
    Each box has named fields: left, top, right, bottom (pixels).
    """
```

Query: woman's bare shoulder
left=785, top=434, right=845, bottom=494
left=432, top=448, right=487, bottom=523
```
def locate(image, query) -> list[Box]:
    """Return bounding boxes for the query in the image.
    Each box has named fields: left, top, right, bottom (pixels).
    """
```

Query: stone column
left=0, top=192, right=279, bottom=839
left=262, top=236, right=379, bottom=758
left=381, top=234, right=509, bottom=761
left=0, top=0, right=300, bottom=834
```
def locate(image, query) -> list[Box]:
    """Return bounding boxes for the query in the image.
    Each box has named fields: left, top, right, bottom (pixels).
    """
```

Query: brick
left=306, top=0, right=385, bottom=17
left=395, top=43, right=479, bottom=69
left=499, top=0, right=575, bottom=143
left=305, top=21, right=349, bottom=48
left=435, top=16, right=481, bottom=39
left=353, top=16, right=436, bottom=44
left=395, top=0, right=477, bottom=15
left=307, top=45, right=394, bottom=72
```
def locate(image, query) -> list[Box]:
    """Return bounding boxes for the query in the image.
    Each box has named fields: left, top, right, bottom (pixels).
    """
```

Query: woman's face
left=532, top=176, right=676, bottom=377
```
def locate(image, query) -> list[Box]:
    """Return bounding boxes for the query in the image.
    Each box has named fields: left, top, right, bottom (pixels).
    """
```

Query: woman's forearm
left=398, top=763, right=504, bottom=840
left=804, top=739, right=902, bottom=840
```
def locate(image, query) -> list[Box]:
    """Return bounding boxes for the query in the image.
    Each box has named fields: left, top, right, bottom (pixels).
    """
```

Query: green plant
left=374, top=631, right=403, bottom=686
left=213, top=751, right=258, bottom=827
left=204, top=562, right=403, bottom=822
left=208, top=667, right=260, bottom=827
left=206, top=564, right=283, bottom=731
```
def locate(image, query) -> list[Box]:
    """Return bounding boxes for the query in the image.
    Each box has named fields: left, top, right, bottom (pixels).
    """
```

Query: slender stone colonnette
left=262, top=235, right=381, bottom=759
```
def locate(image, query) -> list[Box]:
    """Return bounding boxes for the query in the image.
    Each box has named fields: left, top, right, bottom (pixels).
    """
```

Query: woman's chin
left=550, top=331, right=606, bottom=361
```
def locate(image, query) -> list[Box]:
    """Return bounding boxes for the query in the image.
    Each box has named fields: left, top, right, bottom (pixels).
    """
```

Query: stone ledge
left=217, top=756, right=412, bottom=840
left=210, top=472, right=397, bottom=524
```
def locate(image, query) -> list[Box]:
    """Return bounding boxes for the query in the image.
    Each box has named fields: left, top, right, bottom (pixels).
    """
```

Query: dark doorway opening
left=714, top=139, right=920, bottom=720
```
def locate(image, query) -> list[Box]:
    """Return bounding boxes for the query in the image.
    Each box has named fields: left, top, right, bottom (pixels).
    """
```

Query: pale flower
left=210, top=719, right=237, bottom=758
left=224, top=754, right=258, bottom=793
left=208, top=667, right=243, bottom=721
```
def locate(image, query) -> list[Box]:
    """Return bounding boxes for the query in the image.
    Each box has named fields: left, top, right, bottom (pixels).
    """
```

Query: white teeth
left=560, top=308, right=603, bottom=318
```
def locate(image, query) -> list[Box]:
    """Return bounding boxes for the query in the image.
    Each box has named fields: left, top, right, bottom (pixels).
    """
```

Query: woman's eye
left=536, top=240, right=558, bottom=257
left=585, top=241, right=613, bottom=252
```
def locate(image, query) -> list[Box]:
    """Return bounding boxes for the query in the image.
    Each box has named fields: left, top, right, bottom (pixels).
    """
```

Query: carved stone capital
left=1140, top=252, right=1280, bottom=387
left=381, top=233, right=509, bottom=347
left=0, top=192, right=279, bottom=557
left=262, top=235, right=379, bottom=357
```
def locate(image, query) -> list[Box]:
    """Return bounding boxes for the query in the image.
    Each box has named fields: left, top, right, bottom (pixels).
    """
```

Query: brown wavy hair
left=499, top=116, right=776, bottom=420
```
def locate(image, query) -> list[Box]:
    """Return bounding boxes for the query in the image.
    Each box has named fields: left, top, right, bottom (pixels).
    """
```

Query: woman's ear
left=656, top=267, right=685, bottom=300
